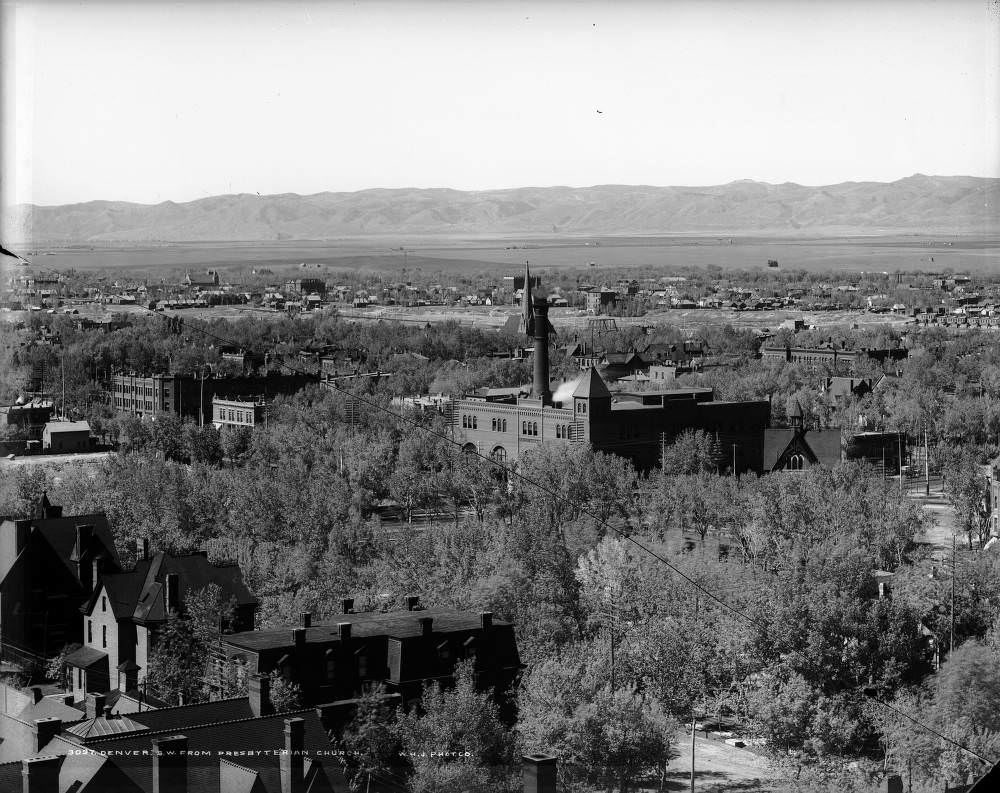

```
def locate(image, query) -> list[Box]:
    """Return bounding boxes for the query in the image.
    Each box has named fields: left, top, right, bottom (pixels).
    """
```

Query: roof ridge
left=83, top=706, right=315, bottom=743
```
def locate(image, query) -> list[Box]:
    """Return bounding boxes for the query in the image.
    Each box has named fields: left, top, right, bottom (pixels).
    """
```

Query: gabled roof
left=15, top=695, right=86, bottom=725
left=83, top=551, right=257, bottom=623
left=66, top=713, right=149, bottom=739
left=572, top=367, right=612, bottom=400
left=26, top=512, right=121, bottom=581
left=65, top=646, right=109, bottom=671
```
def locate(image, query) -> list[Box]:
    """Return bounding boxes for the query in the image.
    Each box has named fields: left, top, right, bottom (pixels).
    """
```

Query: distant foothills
left=5, top=174, right=999, bottom=243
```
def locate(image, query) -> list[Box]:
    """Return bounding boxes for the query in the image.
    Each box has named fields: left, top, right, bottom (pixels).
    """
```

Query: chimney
left=300, top=612, right=311, bottom=628
left=13, top=519, right=31, bottom=555
left=531, top=298, right=552, bottom=405
left=338, top=622, right=352, bottom=641
left=249, top=674, right=273, bottom=717
left=481, top=612, right=493, bottom=630
left=43, top=505, right=62, bottom=520
left=73, top=524, right=94, bottom=559
left=151, top=735, right=188, bottom=793
left=522, top=753, right=557, bottom=793
left=418, top=616, right=433, bottom=637
left=165, top=573, right=180, bottom=614
left=280, top=718, right=305, bottom=793
left=31, top=718, right=62, bottom=754
left=31, top=687, right=43, bottom=704
left=341, top=598, right=354, bottom=614
left=21, top=756, right=61, bottom=793
left=293, top=627, right=306, bottom=649
left=405, top=595, right=420, bottom=611
left=137, top=537, right=150, bottom=561
left=62, top=695, right=74, bottom=707
left=91, top=557, right=103, bottom=594
left=85, top=693, right=106, bottom=720
left=102, top=706, right=114, bottom=719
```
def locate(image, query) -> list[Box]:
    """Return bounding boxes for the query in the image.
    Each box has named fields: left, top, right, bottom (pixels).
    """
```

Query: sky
left=2, top=0, right=999, bottom=207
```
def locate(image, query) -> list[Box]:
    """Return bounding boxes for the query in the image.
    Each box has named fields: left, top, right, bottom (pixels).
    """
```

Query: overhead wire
left=133, top=305, right=996, bottom=767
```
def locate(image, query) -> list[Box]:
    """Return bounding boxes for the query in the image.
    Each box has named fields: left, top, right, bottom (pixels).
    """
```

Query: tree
left=46, top=643, right=82, bottom=689
left=146, top=614, right=208, bottom=705
left=395, top=661, right=516, bottom=793
left=338, top=684, right=403, bottom=789
left=268, top=668, right=303, bottom=712
left=941, top=446, right=991, bottom=549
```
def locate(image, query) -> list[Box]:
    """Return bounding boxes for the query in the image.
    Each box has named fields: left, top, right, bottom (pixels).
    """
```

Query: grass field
left=19, top=234, right=1000, bottom=280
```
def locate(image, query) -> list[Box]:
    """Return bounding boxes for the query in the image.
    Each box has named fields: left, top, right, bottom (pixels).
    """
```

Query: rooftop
left=225, top=608, right=509, bottom=652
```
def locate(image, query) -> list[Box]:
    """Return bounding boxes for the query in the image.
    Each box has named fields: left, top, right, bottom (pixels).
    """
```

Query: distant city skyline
left=2, top=0, right=998, bottom=209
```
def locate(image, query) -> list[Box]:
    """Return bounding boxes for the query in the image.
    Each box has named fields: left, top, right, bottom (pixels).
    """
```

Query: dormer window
left=325, top=649, right=336, bottom=681
left=436, top=640, right=452, bottom=662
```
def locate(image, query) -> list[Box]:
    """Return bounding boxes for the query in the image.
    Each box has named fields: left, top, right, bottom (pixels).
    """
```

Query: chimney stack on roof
left=481, top=612, right=493, bottom=630
left=249, top=674, right=273, bottom=717
left=151, top=735, right=188, bottom=793
left=522, top=754, right=557, bottom=793
left=341, top=598, right=354, bottom=614
left=85, top=693, right=105, bottom=721
left=31, top=718, right=62, bottom=755
left=338, top=622, right=352, bottom=641
left=406, top=595, right=421, bottom=611
left=419, top=616, right=434, bottom=637
left=293, top=627, right=306, bottom=649
left=300, top=612, right=311, bottom=628
left=21, top=755, right=61, bottom=793
left=280, top=718, right=306, bottom=793
left=165, top=573, right=180, bottom=614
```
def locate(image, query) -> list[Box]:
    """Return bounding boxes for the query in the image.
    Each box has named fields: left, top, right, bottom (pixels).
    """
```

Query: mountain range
left=6, top=175, right=998, bottom=243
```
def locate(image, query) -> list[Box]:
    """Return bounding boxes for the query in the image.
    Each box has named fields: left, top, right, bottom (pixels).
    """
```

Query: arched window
left=501, top=419, right=507, bottom=432
left=490, top=446, right=508, bottom=463
left=787, top=454, right=805, bottom=471
left=555, top=425, right=561, bottom=439
left=522, top=421, right=527, bottom=434
left=567, top=425, right=574, bottom=440
left=532, top=422, right=538, bottom=436
left=462, top=415, right=468, bottom=428
left=472, top=416, right=478, bottom=429
left=462, top=442, right=477, bottom=454
left=492, top=418, right=497, bottom=431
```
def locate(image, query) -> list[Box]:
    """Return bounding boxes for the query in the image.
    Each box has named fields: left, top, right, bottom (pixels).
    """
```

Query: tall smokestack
left=532, top=297, right=551, bottom=405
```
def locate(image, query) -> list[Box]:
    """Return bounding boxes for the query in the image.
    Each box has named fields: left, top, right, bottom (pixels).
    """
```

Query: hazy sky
left=3, top=0, right=999, bottom=206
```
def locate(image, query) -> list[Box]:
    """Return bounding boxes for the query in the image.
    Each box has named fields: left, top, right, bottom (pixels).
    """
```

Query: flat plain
left=19, top=234, right=1000, bottom=280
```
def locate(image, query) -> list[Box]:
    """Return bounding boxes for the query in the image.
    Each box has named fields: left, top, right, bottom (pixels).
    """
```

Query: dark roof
left=66, top=713, right=149, bottom=739
left=15, top=695, right=86, bottom=725
left=129, top=698, right=254, bottom=733
left=31, top=512, right=121, bottom=580
left=572, top=367, right=612, bottom=400
left=65, top=646, right=109, bottom=671
left=0, top=761, right=23, bottom=793
left=763, top=428, right=842, bottom=471
left=87, top=709, right=338, bottom=793
left=85, top=551, right=257, bottom=624
left=225, top=608, right=509, bottom=653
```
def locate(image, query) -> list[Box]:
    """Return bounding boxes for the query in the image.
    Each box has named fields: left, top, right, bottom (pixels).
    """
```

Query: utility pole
left=898, top=432, right=903, bottom=496
left=924, top=427, right=930, bottom=496
left=690, top=709, right=697, bottom=793
left=732, top=443, right=737, bottom=478
left=950, top=532, right=956, bottom=656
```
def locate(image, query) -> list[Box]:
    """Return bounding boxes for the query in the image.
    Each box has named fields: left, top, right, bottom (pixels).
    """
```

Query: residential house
left=41, top=422, right=92, bottom=453
left=65, top=549, right=258, bottom=701
left=0, top=496, right=122, bottom=670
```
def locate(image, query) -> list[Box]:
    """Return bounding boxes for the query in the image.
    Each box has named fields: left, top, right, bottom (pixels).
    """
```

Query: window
left=490, top=446, right=507, bottom=463
left=357, top=652, right=368, bottom=678
left=87, top=620, right=92, bottom=643
left=325, top=651, right=336, bottom=681
left=522, top=421, right=527, bottom=434
left=556, top=425, right=562, bottom=439
left=78, top=668, right=82, bottom=689
left=102, top=596, right=107, bottom=612
left=501, top=419, right=507, bottom=432
left=492, top=418, right=497, bottom=431
left=787, top=454, right=805, bottom=471
left=472, top=416, right=478, bottom=429
left=102, top=625, right=107, bottom=648
left=567, top=426, right=574, bottom=440
left=532, top=422, right=538, bottom=436
left=462, top=415, right=468, bottom=429
left=437, top=640, right=452, bottom=662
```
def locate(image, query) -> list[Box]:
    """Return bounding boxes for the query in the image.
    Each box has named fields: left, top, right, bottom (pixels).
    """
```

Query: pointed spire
left=35, top=490, right=51, bottom=518
left=520, top=261, right=535, bottom=337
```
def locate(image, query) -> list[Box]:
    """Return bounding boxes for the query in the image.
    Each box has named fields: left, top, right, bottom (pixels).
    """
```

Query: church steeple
left=789, top=399, right=804, bottom=430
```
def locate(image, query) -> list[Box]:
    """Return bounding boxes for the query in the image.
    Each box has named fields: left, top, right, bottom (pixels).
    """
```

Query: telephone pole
left=950, top=532, right=956, bottom=656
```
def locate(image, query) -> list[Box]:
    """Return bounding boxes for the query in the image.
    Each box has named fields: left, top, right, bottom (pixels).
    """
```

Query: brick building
left=218, top=601, right=521, bottom=710
left=211, top=397, right=265, bottom=429
left=453, top=295, right=770, bottom=472
left=761, top=344, right=908, bottom=371
left=110, top=372, right=316, bottom=425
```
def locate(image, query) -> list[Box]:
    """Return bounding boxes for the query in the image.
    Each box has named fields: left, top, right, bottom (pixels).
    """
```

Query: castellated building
left=452, top=293, right=771, bottom=473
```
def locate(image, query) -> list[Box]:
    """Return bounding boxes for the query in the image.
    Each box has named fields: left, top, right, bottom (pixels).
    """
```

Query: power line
left=137, top=306, right=997, bottom=767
